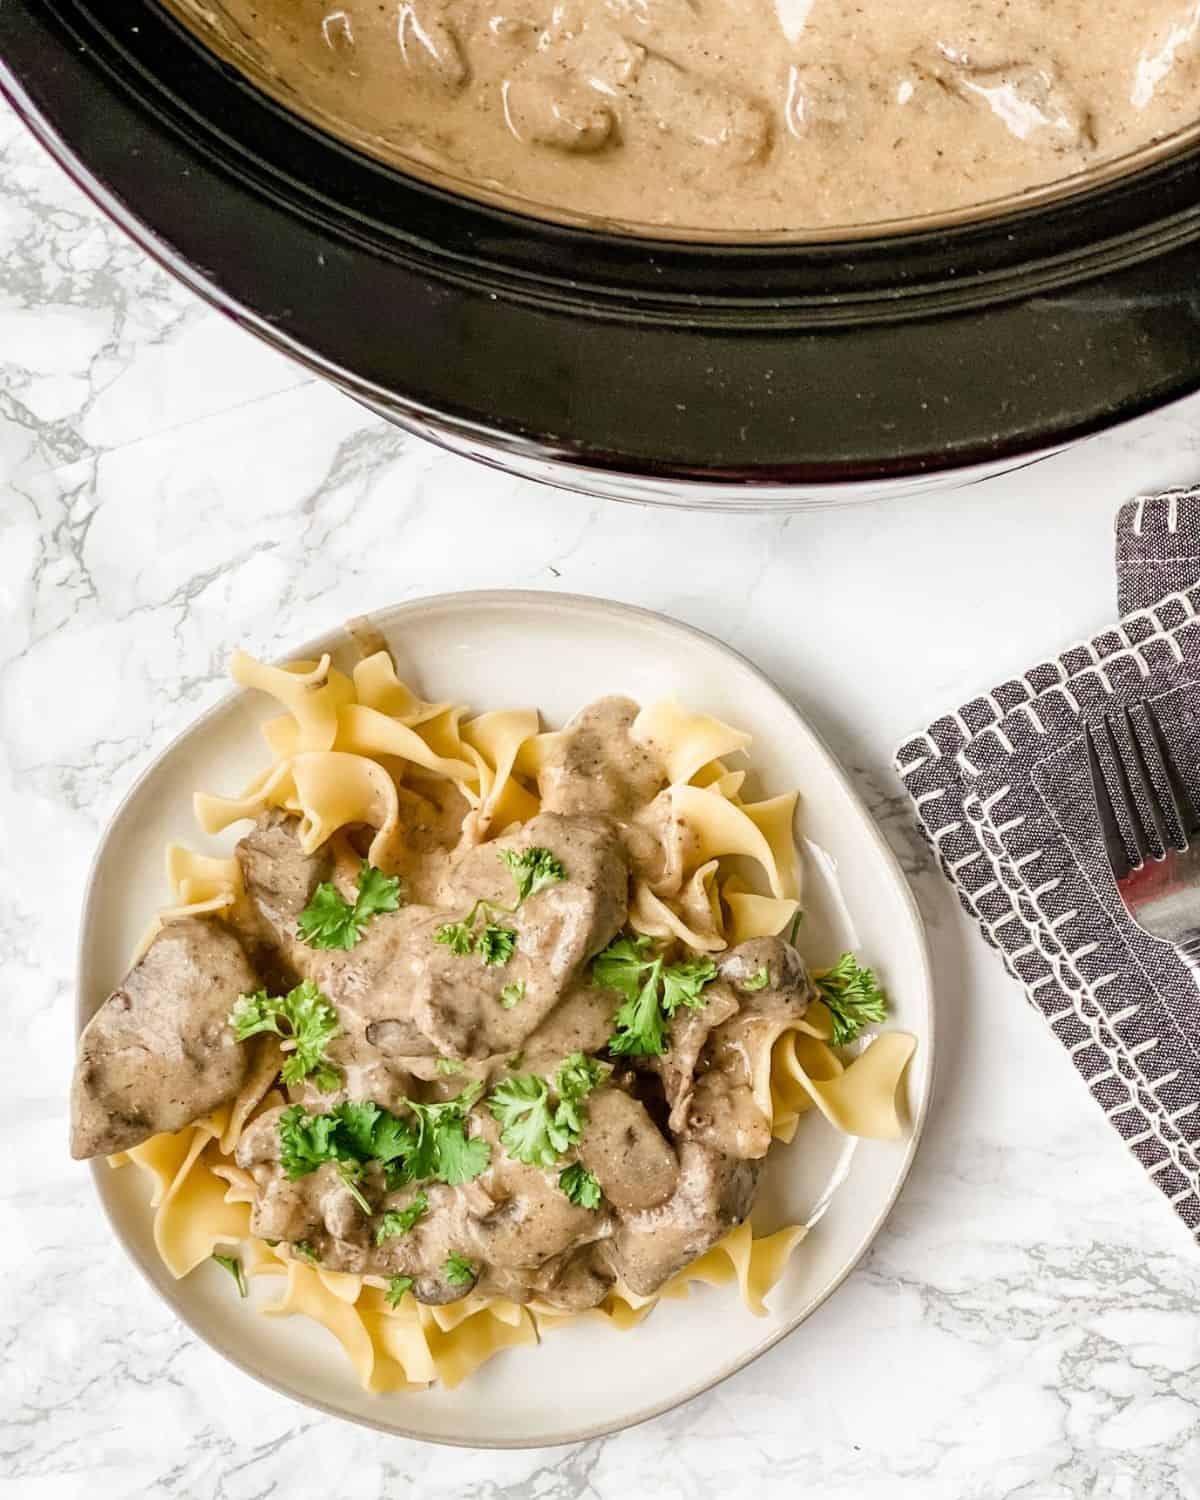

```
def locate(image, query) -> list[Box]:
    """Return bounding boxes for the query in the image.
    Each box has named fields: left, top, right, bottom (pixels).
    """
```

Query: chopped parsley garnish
left=276, top=1084, right=489, bottom=1199
left=212, top=1252, right=247, bottom=1297
left=592, top=936, right=718, bottom=1056
left=330, top=1098, right=416, bottom=1165
left=228, top=979, right=342, bottom=1092
left=391, top=1085, right=492, bottom=1188
left=787, top=911, right=803, bottom=946
left=435, top=1057, right=464, bottom=1076
left=434, top=846, right=565, bottom=967
left=278, top=1105, right=345, bottom=1180
left=742, top=966, right=770, bottom=993
left=814, top=954, right=888, bottom=1046
left=297, top=861, right=403, bottom=951
left=559, top=1162, right=602, bottom=1210
left=487, top=1075, right=561, bottom=1166
left=434, top=919, right=476, bottom=956
left=434, top=904, right=517, bottom=967
left=334, top=1160, right=373, bottom=1214
left=385, top=1274, right=414, bottom=1307
left=500, top=981, right=526, bottom=1010
left=487, top=1051, right=607, bottom=1167
left=444, top=1254, right=477, bottom=1287
left=375, top=1192, right=429, bottom=1244
left=292, top=1240, right=318, bottom=1263
left=476, top=922, right=517, bottom=967
left=500, top=846, right=566, bottom=903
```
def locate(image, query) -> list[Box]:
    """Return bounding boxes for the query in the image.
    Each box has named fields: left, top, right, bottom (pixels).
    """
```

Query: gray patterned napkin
left=897, top=491, right=1200, bottom=1239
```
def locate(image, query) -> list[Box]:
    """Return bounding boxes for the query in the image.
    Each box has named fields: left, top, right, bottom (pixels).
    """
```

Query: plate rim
left=77, top=588, right=936, bottom=1448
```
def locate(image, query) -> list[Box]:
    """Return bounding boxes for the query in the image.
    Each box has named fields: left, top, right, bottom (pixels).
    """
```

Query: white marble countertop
left=5, top=94, right=1200, bottom=1500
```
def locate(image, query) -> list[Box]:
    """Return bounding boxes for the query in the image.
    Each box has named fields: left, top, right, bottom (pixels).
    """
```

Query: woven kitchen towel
left=897, top=490, right=1200, bottom=1238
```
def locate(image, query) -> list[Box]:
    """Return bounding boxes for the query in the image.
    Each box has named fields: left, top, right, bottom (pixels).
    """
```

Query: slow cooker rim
left=20, top=0, right=1200, bottom=321
left=7, top=0, right=1200, bottom=490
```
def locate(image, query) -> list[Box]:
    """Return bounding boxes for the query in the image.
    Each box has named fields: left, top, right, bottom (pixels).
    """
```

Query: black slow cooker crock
left=4, top=0, right=1200, bottom=504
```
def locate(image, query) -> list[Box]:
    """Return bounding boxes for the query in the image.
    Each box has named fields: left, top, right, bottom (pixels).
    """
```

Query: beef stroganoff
left=72, top=641, right=914, bottom=1392
left=165, top=0, right=1200, bottom=232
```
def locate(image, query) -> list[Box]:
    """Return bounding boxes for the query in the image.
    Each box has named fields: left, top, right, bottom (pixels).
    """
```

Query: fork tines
left=1085, top=700, right=1200, bottom=877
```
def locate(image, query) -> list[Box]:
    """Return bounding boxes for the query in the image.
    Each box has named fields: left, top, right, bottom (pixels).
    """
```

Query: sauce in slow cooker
left=171, top=0, right=1200, bottom=231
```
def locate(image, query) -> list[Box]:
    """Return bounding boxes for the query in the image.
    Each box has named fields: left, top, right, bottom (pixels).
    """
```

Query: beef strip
left=236, top=1101, right=612, bottom=1303
left=606, top=1141, right=761, bottom=1296
left=70, top=917, right=256, bottom=1159
left=577, top=1086, right=679, bottom=1212
left=236, top=809, right=628, bottom=1077
left=682, top=936, right=816, bottom=1158
left=655, top=980, right=740, bottom=1133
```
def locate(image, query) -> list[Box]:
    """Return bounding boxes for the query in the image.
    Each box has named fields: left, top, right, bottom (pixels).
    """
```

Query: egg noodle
left=106, top=641, right=915, bottom=1392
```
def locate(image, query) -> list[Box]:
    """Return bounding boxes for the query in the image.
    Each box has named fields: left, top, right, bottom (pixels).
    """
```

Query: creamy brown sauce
left=166, top=0, right=1200, bottom=231
left=71, top=696, right=812, bottom=1308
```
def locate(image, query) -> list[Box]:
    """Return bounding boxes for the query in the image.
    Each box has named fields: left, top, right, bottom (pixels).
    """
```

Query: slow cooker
left=4, top=0, right=1200, bottom=507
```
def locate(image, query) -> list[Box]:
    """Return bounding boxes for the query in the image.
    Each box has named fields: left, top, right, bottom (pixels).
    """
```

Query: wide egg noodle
left=229, top=651, right=353, bottom=756
left=629, top=858, right=725, bottom=952
left=336, top=703, right=479, bottom=784
left=352, top=651, right=450, bottom=726
left=412, top=704, right=475, bottom=779
left=317, top=1267, right=367, bottom=1305
left=689, top=758, right=745, bottom=800
left=631, top=699, right=752, bottom=787
left=164, top=844, right=243, bottom=905
left=770, top=1029, right=916, bottom=1141
left=670, top=785, right=798, bottom=899
left=260, top=1261, right=390, bottom=1389
left=720, top=874, right=799, bottom=946
left=417, top=1300, right=538, bottom=1390
left=364, top=1288, right=439, bottom=1387
left=193, top=760, right=297, bottom=838
left=125, top=1122, right=253, bottom=1278
left=742, top=792, right=802, bottom=906
left=659, top=1220, right=809, bottom=1317
left=768, top=1030, right=844, bottom=1143
left=288, top=750, right=401, bottom=867
left=459, top=708, right=541, bottom=834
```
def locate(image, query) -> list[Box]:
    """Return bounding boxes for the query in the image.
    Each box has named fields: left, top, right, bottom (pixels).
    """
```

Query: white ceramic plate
left=78, top=590, right=934, bottom=1447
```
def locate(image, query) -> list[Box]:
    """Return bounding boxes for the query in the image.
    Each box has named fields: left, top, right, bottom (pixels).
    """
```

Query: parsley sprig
left=558, top=1162, right=602, bottom=1210
left=276, top=1084, right=490, bottom=1211
left=385, top=1274, right=414, bottom=1307
left=394, top=1086, right=492, bottom=1187
left=592, top=936, right=718, bottom=1056
left=212, top=1252, right=247, bottom=1297
left=742, top=966, right=770, bottom=993
left=814, top=954, right=888, bottom=1045
left=487, top=1052, right=608, bottom=1168
left=500, top=846, right=566, bottom=903
left=229, top=979, right=341, bottom=1092
left=434, top=846, right=565, bottom=967
left=376, top=1192, right=429, bottom=1244
left=297, top=861, right=403, bottom=951
left=444, top=1254, right=477, bottom=1287
left=434, top=903, right=517, bottom=967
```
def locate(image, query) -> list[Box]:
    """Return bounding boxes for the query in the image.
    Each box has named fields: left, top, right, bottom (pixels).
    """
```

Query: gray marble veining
left=5, top=93, right=1200, bottom=1500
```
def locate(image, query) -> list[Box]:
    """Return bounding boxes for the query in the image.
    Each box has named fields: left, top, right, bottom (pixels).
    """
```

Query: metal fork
left=1086, top=701, right=1200, bottom=972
